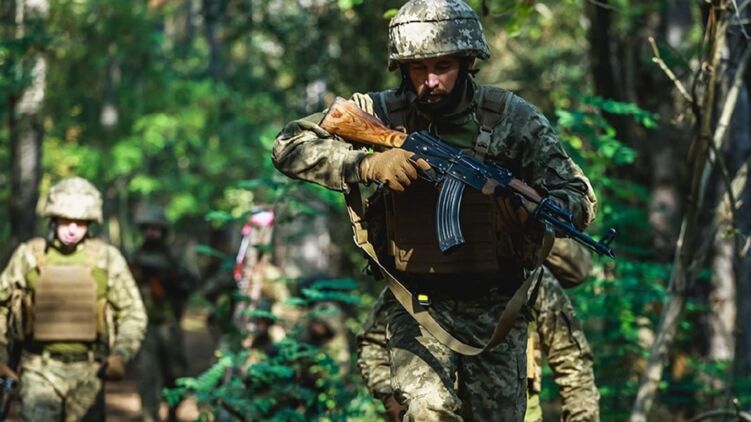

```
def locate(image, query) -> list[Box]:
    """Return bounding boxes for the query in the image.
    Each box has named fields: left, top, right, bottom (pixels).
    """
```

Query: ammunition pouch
left=385, top=178, right=517, bottom=274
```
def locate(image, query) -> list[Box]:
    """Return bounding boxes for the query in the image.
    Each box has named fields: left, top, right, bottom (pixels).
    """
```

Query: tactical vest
left=131, top=246, right=179, bottom=323
left=26, top=238, right=109, bottom=343
left=373, top=86, right=519, bottom=273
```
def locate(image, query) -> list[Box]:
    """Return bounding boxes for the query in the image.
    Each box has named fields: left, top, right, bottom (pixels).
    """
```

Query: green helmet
left=135, top=204, right=170, bottom=227
left=388, top=0, right=491, bottom=71
left=41, top=177, right=103, bottom=223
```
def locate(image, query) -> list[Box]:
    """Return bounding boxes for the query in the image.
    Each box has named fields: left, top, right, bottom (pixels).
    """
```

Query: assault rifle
left=319, top=97, right=616, bottom=258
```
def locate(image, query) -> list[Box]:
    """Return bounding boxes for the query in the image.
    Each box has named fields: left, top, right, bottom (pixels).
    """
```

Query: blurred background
left=1, top=0, right=751, bottom=420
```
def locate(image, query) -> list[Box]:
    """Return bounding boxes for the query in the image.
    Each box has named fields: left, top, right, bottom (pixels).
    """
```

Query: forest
left=1, top=0, right=751, bottom=421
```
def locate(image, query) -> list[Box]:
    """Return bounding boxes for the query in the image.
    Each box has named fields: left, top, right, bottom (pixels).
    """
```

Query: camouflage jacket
left=130, top=242, right=195, bottom=323
left=273, top=79, right=596, bottom=230
left=0, top=239, right=147, bottom=363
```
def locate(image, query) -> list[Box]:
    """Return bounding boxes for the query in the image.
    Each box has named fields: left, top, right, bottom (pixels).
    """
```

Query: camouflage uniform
left=0, top=177, right=147, bottom=422
left=130, top=205, right=195, bottom=422
left=359, top=240, right=600, bottom=422
left=273, top=1, right=596, bottom=420
left=525, top=240, right=600, bottom=422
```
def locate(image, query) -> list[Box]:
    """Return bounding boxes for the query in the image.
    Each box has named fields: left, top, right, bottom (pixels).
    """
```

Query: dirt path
left=4, top=308, right=217, bottom=421
left=106, top=308, right=218, bottom=421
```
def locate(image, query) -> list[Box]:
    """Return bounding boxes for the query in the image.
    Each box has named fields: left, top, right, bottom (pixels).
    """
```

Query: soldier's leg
left=458, top=302, right=528, bottom=421
left=64, top=361, right=103, bottom=422
left=19, top=367, right=64, bottom=421
left=138, top=325, right=163, bottom=422
left=386, top=294, right=462, bottom=422
left=164, top=322, right=185, bottom=421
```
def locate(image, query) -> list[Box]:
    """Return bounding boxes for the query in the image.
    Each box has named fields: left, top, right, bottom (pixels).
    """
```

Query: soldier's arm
left=0, top=244, right=34, bottom=364
left=501, top=98, right=597, bottom=229
left=272, top=112, right=369, bottom=193
left=534, top=269, right=600, bottom=422
left=105, top=246, right=147, bottom=362
left=356, top=288, right=393, bottom=400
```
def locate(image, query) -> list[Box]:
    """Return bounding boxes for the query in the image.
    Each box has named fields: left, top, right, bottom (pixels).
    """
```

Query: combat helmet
left=388, top=0, right=491, bottom=71
left=134, top=204, right=170, bottom=227
left=41, top=177, right=103, bottom=223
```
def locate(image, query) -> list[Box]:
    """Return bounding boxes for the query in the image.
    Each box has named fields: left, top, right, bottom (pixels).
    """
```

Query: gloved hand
left=350, top=93, right=375, bottom=115
left=382, top=395, right=405, bottom=422
left=104, top=354, right=126, bottom=381
left=359, top=148, right=431, bottom=192
left=0, top=363, right=18, bottom=382
left=495, top=192, right=532, bottom=231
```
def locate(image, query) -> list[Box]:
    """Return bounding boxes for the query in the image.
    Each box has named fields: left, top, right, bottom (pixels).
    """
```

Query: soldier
left=130, top=204, right=195, bottom=422
left=0, top=176, right=147, bottom=421
left=272, top=0, right=596, bottom=419
left=525, top=240, right=600, bottom=422
left=299, top=300, right=352, bottom=376
left=357, top=239, right=600, bottom=422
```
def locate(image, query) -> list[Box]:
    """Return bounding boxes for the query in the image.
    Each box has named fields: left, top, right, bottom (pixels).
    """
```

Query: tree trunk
left=630, top=3, right=748, bottom=419
left=707, top=39, right=751, bottom=362
left=8, top=0, right=48, bottom=246
left=202, top=0, right=222, bottom=80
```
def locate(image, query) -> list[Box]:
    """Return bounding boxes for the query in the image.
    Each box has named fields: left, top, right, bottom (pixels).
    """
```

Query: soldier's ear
left=463, top=57, right=479, bottom=76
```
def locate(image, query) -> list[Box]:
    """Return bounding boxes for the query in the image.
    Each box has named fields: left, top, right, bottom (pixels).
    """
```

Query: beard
left=413, top=70, right=471, bottom=118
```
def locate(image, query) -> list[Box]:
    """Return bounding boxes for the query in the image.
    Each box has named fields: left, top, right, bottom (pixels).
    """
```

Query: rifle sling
left=345, top=184, right=539, bottom=356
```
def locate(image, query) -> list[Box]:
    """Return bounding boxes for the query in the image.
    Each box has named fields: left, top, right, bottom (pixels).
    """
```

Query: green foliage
left=169, top=270, right=381, bottom=421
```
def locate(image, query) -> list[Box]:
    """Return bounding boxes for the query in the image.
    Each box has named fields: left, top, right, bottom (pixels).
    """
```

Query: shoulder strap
left=343, top=184, right=539, bottom=356
left=374, top=89, right=409, bottom=131
left=474, top=85, right=513, bottom=160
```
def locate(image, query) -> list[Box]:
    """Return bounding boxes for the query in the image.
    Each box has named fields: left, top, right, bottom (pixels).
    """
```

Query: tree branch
left=649, top=36, right=693, bottom=103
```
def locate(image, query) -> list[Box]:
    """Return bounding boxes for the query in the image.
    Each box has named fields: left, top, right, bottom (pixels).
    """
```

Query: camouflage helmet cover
left=41, top=177, right=103, bottom=223
left=388, top=0, right=491, bottom=71
left=135, top=204, right=170, bottom=227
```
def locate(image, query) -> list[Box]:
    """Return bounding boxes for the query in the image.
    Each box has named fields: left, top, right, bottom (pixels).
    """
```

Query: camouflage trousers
left=137, top=322, right=187, bottom=422
left=384, top=288, right=528, bottom=421
left=18, top=351, right=104, bottom=422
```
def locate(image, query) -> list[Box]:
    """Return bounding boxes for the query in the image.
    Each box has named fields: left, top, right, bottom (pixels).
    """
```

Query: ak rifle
left=319, top=97, right=616, bottom=258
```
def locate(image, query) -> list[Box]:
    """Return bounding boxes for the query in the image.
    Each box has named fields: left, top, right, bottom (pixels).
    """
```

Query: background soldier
left=0, top=176, right=147, bottom=421
left=357, top=239, right=601, bottom=422
left=130, top=204, right=196, bottom=422
left=272, top=0, right=596, bottom=419
left=525, top=239, right=600, bottom=422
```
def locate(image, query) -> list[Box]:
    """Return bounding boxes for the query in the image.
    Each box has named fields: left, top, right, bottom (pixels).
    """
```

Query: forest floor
left=107, top=306, right=218, bottom=421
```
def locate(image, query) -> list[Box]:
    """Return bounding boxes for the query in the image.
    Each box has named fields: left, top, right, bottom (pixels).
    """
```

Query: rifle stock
left=319, top=97, right=407, bottom=148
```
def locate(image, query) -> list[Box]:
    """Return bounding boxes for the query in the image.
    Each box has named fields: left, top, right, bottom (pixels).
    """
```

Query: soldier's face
left=56, top=218, right=89, bottom=245
left=141, top=225, right=165, bottom=242
left=406, top=56, right=461, bottom=103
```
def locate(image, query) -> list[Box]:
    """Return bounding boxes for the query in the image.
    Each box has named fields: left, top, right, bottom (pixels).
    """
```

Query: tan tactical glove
left=359, top=149, right=431, bottom=193
left=0, top=363, right=18, bottom=382
left=104, top=354, right=126, bottom=381
left=350, top=93, right=375, bottom=115
left=382, top=395, right=405, bottom=422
